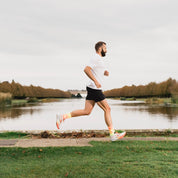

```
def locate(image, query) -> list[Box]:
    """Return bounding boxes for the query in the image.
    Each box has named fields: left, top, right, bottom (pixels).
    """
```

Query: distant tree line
left=0, top=80, right=71, bottom=99
left=104, top=78, right=178, bottom=98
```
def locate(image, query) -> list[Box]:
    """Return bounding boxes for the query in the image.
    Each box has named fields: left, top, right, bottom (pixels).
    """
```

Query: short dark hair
left=95, top=41, right=106, bottom=52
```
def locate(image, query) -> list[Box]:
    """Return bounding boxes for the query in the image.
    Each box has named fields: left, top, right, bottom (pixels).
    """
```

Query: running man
left=56, top=41, right=126, bottom=141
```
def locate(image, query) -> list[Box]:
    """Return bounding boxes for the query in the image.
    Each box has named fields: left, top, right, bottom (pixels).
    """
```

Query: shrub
left=0, top=92, right=12, bottom=107
left=27, top=97, right=38, bottom=103
left=171, top=95, right=178, bottom=104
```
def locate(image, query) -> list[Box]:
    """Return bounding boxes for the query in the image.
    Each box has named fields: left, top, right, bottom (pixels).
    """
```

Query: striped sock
left=108, top=126, right=115, bottom=136
left=63, top=113, right=72, bottom=120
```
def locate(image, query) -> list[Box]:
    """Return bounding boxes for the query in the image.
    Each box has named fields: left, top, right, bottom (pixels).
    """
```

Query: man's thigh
left=85, top=99, right=95, bottom=111
left=97, top=99, right=110, bottom=111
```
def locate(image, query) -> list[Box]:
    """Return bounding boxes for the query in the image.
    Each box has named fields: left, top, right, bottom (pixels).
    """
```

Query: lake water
left=0, top=98, right=178, bottom=131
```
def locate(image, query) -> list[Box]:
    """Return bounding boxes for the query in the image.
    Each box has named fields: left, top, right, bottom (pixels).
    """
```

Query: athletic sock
left=108, top=126, right=115, bottom=136
left=62, top=113, right=72, bottom=120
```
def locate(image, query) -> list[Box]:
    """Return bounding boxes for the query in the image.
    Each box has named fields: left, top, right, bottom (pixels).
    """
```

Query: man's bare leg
left=97, top=99, right=126, bottom=141
left=56, top=100, right=95, bottom=129
left=71, top=100, right=95, bottom=117
left=97, top=99, right=113, bottom=128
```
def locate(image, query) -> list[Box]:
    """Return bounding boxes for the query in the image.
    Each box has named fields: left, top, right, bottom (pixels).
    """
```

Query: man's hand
left=104, top=70, right=109, bottom=76
left=94, top=80, right=101, bottom=88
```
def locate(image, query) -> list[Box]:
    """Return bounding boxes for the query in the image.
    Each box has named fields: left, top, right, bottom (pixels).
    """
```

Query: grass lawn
left=0, top=141, right=178, bottom=178
left=0, top=132, right=30, bottom=139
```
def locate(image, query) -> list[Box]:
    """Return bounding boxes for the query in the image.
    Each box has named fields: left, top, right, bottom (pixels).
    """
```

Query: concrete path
left=0, top=137, right=178, bottom=147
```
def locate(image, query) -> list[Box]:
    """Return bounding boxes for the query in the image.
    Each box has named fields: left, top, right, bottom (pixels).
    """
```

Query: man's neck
left=96, top=52, right=102, bottom=57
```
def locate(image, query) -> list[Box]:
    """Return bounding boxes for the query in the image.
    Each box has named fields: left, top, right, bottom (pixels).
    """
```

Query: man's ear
left=98, top=46, right=102, bottom=52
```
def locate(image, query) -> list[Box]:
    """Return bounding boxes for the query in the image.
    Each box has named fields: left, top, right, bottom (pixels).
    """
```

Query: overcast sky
left=0, top=0, right=177, bottom=91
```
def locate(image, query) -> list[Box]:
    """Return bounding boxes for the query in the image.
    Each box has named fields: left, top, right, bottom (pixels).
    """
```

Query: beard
left=101, top=49, right=106, bottom=57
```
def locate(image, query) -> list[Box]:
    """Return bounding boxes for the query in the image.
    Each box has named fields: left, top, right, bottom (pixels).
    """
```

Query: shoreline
left=0, top=129, right=178, bottom=133
left=0, top=129, right=178, bottom=139
left=1, top=129, right=178, bottom=133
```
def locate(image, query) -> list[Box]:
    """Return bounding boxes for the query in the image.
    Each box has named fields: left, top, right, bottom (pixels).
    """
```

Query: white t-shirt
left=86, top=53, right=107, bottom=90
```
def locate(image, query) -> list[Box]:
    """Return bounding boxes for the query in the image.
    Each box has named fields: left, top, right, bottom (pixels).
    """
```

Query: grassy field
left=0, top=141, right=178, bottom=178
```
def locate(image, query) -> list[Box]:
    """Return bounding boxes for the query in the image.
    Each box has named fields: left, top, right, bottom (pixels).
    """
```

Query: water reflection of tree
left=122, top=103, right=178, bottom=120
left=139, top=106, right=178, bottom=120
left=0, top=106, right=41, bottom=120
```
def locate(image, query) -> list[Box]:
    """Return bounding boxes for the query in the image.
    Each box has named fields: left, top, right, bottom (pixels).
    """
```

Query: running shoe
left=56, top=114, right=65, bottom=129
left=110, top=131, right=126, bottom=141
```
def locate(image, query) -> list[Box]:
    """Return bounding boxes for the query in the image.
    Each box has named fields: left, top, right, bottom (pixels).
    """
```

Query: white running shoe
left=110, top=131, right=126, bottom=141
left=56, top=114, right=65, bottom=129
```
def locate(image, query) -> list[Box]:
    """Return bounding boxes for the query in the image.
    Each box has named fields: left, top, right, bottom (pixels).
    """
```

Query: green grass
left=0, top=132, right=30, bottom=139
left=11, top=99, right=28, bottom=105
left=0, top=141, right=177, bottom=178
left=136, top=97, right=172, bottom=103
left=115, top=130, right=178, bottom=137
left=11, top=98, right=61, bottom=105
left=128, top=134, right=178, bottom=137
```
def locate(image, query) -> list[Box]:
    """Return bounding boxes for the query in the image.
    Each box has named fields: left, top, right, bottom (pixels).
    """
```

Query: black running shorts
left=86, top=86, right=106, bottom=102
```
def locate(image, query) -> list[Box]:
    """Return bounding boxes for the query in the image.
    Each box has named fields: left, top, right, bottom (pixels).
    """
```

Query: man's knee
left=84, top=109, right=92, bottom=115
left=106, top=105, right=111, bottom=112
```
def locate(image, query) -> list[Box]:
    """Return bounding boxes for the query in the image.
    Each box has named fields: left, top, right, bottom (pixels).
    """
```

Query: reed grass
left=0, top=92, right=12, bottom=107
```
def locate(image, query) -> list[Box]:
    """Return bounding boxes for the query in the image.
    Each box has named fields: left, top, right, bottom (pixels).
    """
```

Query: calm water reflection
left=0, top=104, right=42, bottom=120
left=114, top=103, right=178, bottom=121
left=0, top=98, right=178, bottom=131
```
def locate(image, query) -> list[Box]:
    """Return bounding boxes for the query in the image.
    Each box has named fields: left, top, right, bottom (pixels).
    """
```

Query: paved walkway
left=0, top=137, right=178, bottom=147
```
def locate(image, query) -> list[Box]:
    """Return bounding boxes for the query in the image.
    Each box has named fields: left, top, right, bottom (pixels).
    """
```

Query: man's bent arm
left=84, top=66, right=101, bottom=88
